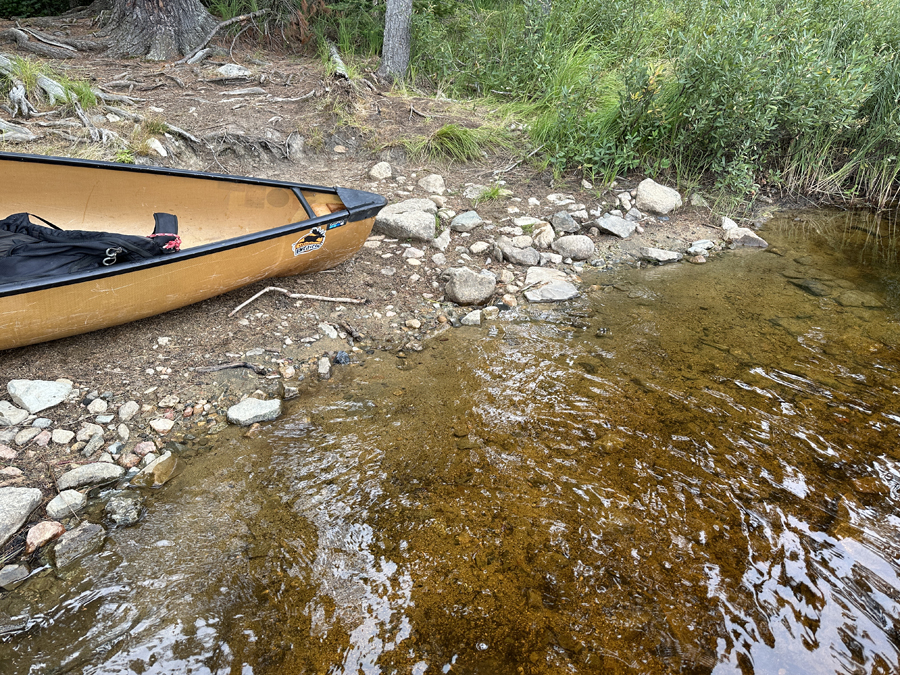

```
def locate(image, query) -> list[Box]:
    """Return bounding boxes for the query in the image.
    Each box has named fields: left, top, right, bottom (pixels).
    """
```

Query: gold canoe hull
left=0, top=152, right=385, bottom=351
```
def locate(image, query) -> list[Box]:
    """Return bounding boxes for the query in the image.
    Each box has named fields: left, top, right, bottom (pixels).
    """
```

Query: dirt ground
left=0, top=16, right=780, bottom=546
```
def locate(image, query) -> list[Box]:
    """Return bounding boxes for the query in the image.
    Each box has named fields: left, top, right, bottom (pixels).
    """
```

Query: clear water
left=2, top=209, right=900, bottom=674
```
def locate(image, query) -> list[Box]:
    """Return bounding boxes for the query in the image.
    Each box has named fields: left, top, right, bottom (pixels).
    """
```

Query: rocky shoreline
left=0, top=162, right=778, bottom=589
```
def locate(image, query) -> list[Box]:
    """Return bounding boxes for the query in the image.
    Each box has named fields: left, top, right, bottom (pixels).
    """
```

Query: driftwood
left=326, top=40, right=349, bottom=80
left=8, top=80, right=36, bottom=118
left=0, top=118, right=36, bottom=142
left=229, top=286, right=367, bottom=317
left=101, top=105, right=200, bottom=144
left=195, top=361, right=268, bottom=375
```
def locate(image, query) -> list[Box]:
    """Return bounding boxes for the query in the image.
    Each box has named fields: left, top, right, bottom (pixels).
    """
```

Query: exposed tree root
left=174, top=9, right=269, bottom=65
left=0, top=29, right=78, bottom=59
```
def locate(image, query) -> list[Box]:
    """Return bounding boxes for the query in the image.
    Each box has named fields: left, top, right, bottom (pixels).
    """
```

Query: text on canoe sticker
left=292, top=226, right=326, bottom=256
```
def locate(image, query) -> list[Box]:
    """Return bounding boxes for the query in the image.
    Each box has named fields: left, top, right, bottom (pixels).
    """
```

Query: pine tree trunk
left=105, top=0, right=218, bottom=61
left=377, top=0, right=412, bottom=81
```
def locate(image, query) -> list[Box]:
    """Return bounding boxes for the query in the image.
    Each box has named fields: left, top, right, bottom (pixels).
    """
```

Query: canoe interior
left=0, top=156, right=344, bottom=248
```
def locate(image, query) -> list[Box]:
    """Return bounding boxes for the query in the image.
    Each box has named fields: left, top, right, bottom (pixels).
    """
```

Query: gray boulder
left=374, top=199, right=438, bottom=241
left=0, top=564, right=29, bottom=590
left=497, top=237, right=541, bottom=266
left=227, top=398, right=282, bottom=426
left=595, top=215, right=636, bottom=239
left=635, top=178, right=682, bottom=215
left=450, top=211, right=484, bottom=232
left=524, top=281, right=579, bottom=303
left=550, top=211, right=580, bottom=233
left=0, top=487, right=42, bottom=547
left=53, top=522, right=106, bottom=568
left=552, top=235, right=595, bottom=260
left=444, top=267, right=497, bottom=305
left=57, top=463, right=125, bottom=491
left=8, top=379, right=72, bottom=414
left=639, top=247, right=683, bottom=264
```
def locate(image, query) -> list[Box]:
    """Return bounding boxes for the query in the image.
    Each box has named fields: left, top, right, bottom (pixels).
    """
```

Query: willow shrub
left=405, top=0, right=900, bottom=203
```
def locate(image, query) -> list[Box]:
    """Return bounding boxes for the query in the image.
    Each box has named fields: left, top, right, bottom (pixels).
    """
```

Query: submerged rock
left=53, top=522, right=106, bottom=568
left=131, top=451, right=180, bottom=488
left=105, top=492, right=145, bottom=527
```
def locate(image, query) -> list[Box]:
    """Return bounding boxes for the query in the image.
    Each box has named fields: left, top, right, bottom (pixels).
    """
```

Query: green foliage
left=395, top=0, right=900, bottom=203
left=0, top=0, right=69, bottom=18
left=201, top=0, right=327, bottom=47
left=114, top=148, right=135, bottom=164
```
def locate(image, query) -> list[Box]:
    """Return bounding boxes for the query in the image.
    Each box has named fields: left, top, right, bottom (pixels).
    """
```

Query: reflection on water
left=3, top=209, right=900, bottom=674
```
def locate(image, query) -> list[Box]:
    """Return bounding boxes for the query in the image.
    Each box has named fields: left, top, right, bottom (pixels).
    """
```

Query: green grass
left=402, top=123, right=513, bottom=162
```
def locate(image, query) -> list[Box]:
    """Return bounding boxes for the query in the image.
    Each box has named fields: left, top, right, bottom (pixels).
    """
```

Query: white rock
left=0, top=401, right=28, bottom=427
left=368, top=161, right=392, bottom=180
left=0, top=487, right=43, bottom=547
left=51, top=429, right=75, bottom=445
left=87, top=398, right=108, bottom=414
left=149, top=418, right=175, bottom=434
left=469, top=241, right=491, bottom=255
left=226, top=398, right=282, bottom=426
left=418, top=174, right=446, bottom=195
left=639, top=247, right=683, bottom=264
left=217, top=63, right=252, bottom=78
left=460, top=310, right=483, bottom=326
left=147, top=138, right=168, bottom=158
left=724, top=227, right=768, bottom=248
left=525, top=267, right=569, bottom=287
left=634, top=178, right=682, bottom=215
left=7, top=379, right=72, bottom=414
left=77, top=423, right=104, bottom=442
left=722, top=216, right=739, bottom=230
left=118, top=401, right=140, bottom=421
left=524, top=281, right=579, bottom=303
left=46, top=490, right=87, bottom=519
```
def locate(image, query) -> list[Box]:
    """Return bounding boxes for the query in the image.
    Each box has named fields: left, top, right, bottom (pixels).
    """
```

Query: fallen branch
left=92, top=89, right=143, bottom=105
left=326, top=39, right=349, bottom=80
left=101, top=105, right=200, bottom=144
left=409, top=104, right=428, bottom=120
left=229, top=286, right=366, bottom=317
left=195, top=361, right=268, bottom=375
left=493, top=143, right=546, bottom=176
left=175, top=9, right=269, bottom=65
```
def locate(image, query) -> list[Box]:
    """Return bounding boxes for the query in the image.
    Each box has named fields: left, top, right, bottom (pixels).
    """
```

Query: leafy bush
left=0, top=0, right=71, bottom=18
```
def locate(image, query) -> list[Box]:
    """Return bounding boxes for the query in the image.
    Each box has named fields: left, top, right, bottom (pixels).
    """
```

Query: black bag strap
left=26, top=213, right=62, bottom=231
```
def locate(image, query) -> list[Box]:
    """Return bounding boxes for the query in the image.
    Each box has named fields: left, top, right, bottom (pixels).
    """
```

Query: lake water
left=2, top=209, right=900, bottom=674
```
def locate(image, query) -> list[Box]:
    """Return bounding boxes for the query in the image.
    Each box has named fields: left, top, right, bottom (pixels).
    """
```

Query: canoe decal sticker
left=292, top=227, right=326, bottom=256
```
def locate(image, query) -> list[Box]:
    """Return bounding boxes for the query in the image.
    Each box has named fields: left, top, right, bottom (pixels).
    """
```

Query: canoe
left=0, top=151, right=386, bottom=351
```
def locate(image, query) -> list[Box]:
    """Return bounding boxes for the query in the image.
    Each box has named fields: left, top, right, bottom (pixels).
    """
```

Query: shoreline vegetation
left=2, top=0, right=899, bottom=208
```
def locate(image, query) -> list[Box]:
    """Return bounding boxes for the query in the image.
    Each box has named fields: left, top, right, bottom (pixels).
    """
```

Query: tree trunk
left=377, top=0, right=412, bottom=82
left=104, top=0, right=218, bottom=61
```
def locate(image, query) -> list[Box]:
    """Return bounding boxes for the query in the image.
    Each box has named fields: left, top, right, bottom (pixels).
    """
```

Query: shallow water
left=2, top=209, right=900, bottom=674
